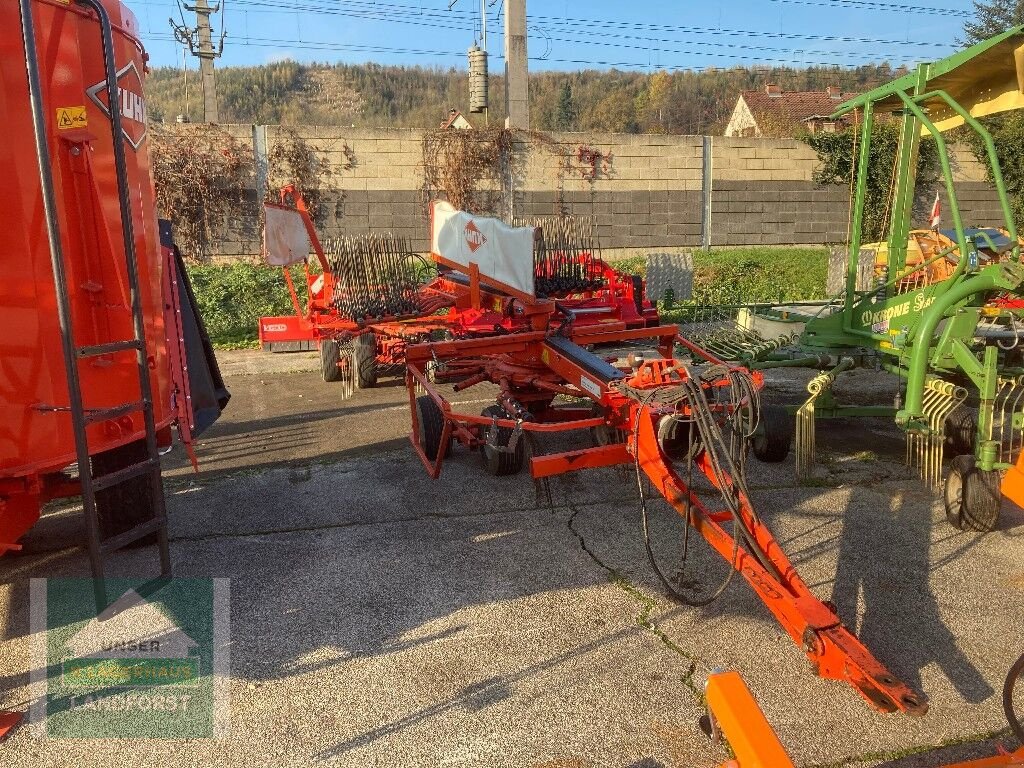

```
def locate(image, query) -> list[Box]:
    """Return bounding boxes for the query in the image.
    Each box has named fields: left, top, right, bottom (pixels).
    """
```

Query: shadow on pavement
left=830, top=489, right=994, bottom=705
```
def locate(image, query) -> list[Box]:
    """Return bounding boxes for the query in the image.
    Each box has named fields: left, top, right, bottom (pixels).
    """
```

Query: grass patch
left=614, top=245, right=829, bottom=303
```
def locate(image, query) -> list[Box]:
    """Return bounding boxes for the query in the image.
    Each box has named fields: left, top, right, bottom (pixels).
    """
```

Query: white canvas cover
left=430, top=200, right=535, bottom=296
left=263, top=203, right=311, bottom=267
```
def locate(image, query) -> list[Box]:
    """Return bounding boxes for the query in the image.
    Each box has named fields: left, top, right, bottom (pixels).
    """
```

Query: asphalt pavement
left=1, top=351, right=1022, bottom=767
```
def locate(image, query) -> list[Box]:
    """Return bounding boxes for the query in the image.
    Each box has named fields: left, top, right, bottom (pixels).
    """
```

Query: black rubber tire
left=320, top=338, right=342, bottom=383
left=415, top=395, right=450, bottom=461
left=944, top=454, right=1001, bottom=532
left=945, top=409, right=977, bottom=457
left=353, top=333, right=378, bottom=389
left=751, top=405, right=793, bottom=463
left=591, top=424, right=627, bottom=446
left=590, top=405, right=627, bottom=447
left=480, top=406, right=525, bottom=476
left=657, top=416, right=701, bottom=461
left=91, top=439, right=158, bottom=546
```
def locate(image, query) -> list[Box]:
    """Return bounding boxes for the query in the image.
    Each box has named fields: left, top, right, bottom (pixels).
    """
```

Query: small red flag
left=929, top=191, right=941, bottom=229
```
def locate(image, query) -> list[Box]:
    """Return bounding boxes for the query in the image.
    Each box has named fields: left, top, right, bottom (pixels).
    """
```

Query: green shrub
left=186, top=262, right=300, bottom=346
left=613, top=246, right=828, bottom=304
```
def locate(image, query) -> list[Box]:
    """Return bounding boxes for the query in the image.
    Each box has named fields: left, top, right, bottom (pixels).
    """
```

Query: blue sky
left=131, top=0, right=975, bottom=72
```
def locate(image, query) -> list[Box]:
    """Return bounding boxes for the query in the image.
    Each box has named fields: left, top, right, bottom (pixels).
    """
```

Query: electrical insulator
left=468, top=44, right=488, bottom=114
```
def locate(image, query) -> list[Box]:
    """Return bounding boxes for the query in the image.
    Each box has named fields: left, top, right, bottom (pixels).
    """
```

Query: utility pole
left=192, top=0, right=219, bottom=123
left=171, top=0, right=225, bottom=123
left=504, top=0, right=529, bottom=129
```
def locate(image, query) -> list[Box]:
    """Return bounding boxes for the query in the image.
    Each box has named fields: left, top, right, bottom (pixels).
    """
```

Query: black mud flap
left=160, top=220, right=230, bottom=435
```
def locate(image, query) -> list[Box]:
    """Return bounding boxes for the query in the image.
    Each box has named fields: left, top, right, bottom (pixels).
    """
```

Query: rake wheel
left=480, top=406, right=525, bottom=476
left=353, top=333, right=378, bottom=389
left=415, top=395, right=450, bottom=460
left=751, top=405, right=793, bottom=463
left=944, top=454, right=1001, bottom=533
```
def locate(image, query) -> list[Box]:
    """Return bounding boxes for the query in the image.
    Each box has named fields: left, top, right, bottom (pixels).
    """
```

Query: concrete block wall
left=268, top=126, right=428, bottom=252
left=516, top=133, right=704, bottom=251
left=710, top=137, right=847, bottom=245
left=165, top=124, right=1005, bottom=260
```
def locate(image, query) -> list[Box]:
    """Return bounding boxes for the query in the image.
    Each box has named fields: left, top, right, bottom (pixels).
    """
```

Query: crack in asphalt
left=564, top=502, right=702, bottom=701
left=163, top=492, right=640, bottom=544
left=804, top=728, right=1013, bottom=768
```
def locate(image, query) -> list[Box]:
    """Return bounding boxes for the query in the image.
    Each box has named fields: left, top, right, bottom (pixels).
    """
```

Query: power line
left=133, top=0, right=947, bottom=66
left=133, top=0, right=958, bottom=51
left=140, top=30, right=922, bottom=71
left=766, top=0, right=972, bottom=16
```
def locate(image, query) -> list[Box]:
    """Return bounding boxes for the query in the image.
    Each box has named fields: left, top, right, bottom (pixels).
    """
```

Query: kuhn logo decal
left=464, top=220, right=487, bottom=253
left=86, top=60, right=147, bottom=150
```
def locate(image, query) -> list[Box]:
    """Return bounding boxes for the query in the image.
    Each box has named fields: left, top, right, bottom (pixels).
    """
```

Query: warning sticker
left=56, top=106, right=88, bottom=130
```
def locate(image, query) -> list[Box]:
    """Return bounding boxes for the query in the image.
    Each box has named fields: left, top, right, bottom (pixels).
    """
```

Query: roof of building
left=440, top=108, right=474, bottom=129
left=741, top=87, right=854, bottom=126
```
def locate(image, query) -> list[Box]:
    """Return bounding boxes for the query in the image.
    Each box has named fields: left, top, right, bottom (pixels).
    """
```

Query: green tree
left=963, top=0, right=1024, bottom=42
left=554, top=82, right=577, bottom=131
left=636, top=70, right=672, bottom=133
left=960, top=2, right=1024, bottom=231
left=960, top=113, right=1024, bottom=230
left=585, top=91, right=638, bottom=133
left=804, top=122, right=939, bottom=242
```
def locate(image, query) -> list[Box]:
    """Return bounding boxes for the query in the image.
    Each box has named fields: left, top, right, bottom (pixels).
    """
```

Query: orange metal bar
left=433, top=252, right=541, bottom=307
left=705, top=672, right=794, bottom=768
left=282, top=269, right=303, bottom=319
left=705, top=671, right=1024, bottom=768
left=531, top=444, right=632, bottom=478
left=632, top=408, right=926, bottom=715
left=404, top=327, right=922, bottom=714
left=0, top=711, right=22, bottom=742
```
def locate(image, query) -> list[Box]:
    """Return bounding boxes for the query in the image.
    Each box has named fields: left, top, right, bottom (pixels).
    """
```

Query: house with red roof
left=724, top=84, right=855, bottom=138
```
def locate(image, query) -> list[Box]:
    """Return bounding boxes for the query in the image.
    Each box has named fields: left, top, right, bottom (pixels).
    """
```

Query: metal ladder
left=20, top=0, right=171, bottom=611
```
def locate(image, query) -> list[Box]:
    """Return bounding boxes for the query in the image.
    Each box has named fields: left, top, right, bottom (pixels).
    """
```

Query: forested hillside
left=146, top=60, right=901, bottom=134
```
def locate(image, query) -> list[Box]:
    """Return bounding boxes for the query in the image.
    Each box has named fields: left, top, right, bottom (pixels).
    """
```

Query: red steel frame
left=404, top=322, right=927, bottom=716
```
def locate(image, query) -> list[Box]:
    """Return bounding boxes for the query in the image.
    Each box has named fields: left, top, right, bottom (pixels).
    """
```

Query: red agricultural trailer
left=2, top=0, right=227, bottom=609
left=258, top=187, right=683, bottom=389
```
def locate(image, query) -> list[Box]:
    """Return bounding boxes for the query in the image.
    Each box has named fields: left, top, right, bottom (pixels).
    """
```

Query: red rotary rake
left=258, top=188, right=664, bottom=391
left=402, top=210, right=927, bottom=717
